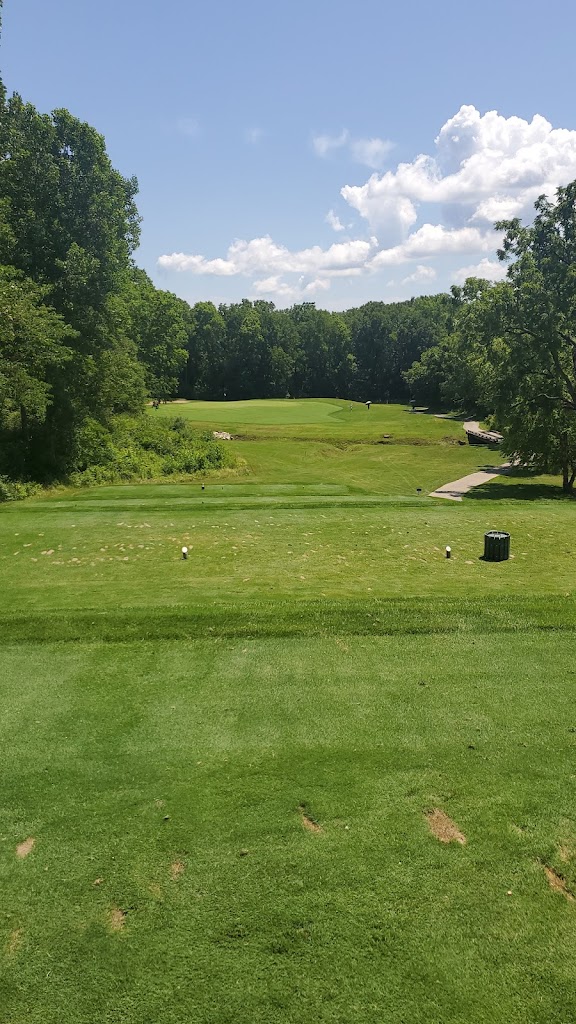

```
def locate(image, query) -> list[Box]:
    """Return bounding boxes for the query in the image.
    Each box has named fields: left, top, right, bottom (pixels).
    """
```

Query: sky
left=4, top=0, right=576, bottom=311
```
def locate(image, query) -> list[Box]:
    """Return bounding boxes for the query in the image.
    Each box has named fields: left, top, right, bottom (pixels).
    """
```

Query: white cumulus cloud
left=369, top=225, right=497, bottom=269
left=451, top=258, right=509, bottom=285
left=342, top=105, right=576, bottom=237
left=159, top=105, right=576, bottom=306
left=251, top=275, right=331, bottom=304
left=159, top=236, right=378, bottom=277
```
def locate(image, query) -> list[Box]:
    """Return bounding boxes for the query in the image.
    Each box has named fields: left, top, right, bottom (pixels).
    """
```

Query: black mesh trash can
left=484, top=531, right=510, bottom=562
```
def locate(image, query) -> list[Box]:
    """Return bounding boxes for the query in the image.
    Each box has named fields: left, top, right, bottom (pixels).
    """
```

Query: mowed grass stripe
left=0, top=595, right=575, bottom=644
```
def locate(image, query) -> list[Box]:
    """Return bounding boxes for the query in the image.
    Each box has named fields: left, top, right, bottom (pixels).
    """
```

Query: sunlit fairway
left=1, top=400, right=575, bottom=1024
left=152, top=397, right=466, bottom=440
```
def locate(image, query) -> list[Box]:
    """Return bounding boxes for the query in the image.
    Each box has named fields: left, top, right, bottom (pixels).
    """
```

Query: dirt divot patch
left=299, top=805, right=322, bottom=834
left=7, top=928, right=23, bottom=955
left=425, top=809, right=466, bottom=845
left=16, top=837, right=35, bottom=859
left=543, top=864, right=575, bottom=902
left=170, top=860, right=185, bottom=880
left=108, top=907, right=127, bottom=931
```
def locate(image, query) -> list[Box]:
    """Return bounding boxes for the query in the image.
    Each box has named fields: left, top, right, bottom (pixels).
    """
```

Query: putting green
left=156, top=398, right=344, bottom=424
left=151, top=399, right=465, bottom=441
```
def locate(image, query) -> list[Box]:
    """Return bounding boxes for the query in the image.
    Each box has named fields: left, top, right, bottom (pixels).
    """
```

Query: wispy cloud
left=176, top=117, right=200, bottom=138
left=313, top=129, right=394, bottom=169
left=312, top=129, right=349, bottom=157
left=245, top=127, right=263, bottom=144
left=401, top=265, right=437, bottom=286
left=350, top=137, right=395, bottom=169
left=325, top=209, right=345, bottom=232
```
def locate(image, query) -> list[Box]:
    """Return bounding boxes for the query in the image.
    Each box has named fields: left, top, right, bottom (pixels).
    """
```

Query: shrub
left=0, top=475, right=40, bottom=502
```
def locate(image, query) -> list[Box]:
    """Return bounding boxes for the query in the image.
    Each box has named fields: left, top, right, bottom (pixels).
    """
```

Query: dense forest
left=178, top=293, right=455, bottom=404
left=1, top=0, right=575, bottom=492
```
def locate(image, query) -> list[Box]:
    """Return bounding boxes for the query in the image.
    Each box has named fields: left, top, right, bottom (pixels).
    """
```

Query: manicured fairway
left=1, top=400, right=574, bottom=1024
left=152, top=398, right=466, bottom=441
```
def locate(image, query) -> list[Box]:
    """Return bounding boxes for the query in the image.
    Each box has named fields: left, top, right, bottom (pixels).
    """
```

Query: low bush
left=69, top=415, right=234, bottom=485
left=0, top=475, right=40, bottom=503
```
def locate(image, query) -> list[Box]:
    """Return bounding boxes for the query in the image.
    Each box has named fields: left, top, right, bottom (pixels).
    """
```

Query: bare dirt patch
left=543, top=864, right=575, bottom=902
left=108, top=907, right=127, bottom=931
left=299, top=805, right=322, bottom=834
left=16, top=837, right=35, bottom=859
left=425, top=809, right=466, bottom=845
left=170, top=860, right=185, bottom=880
left=7, top=928, right=23, bottom=955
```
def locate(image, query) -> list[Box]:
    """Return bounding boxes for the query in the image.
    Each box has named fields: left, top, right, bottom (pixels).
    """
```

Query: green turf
left=1, top=400, right=574, bottom=1023
left=152, top=398, right=466, bottom=441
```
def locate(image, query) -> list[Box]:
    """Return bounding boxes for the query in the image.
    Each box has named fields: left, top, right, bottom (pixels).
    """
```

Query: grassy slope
left=1, top=400, right=575, bottom=1024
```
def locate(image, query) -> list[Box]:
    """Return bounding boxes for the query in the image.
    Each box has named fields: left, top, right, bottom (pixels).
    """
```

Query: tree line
left=177, top=294, right=455, bottom=404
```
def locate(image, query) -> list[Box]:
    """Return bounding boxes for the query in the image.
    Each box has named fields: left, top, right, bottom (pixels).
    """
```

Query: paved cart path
left=429, top=465, right=511, bottom=501
left=430, top=420, right=510, bottom=500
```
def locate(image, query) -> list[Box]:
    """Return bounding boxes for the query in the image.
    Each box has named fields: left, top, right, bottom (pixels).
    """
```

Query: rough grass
left=1, top=399, right=574, bottom=1023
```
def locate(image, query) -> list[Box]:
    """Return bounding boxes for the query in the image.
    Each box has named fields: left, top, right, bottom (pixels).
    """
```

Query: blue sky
left=4, top=0, right=576, bottom=310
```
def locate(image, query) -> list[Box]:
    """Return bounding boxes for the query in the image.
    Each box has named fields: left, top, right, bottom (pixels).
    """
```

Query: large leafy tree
left=473, top=185, right=576, bottom=492
left=495, top=184, right=576, bottom=416
left=0, top=87, right=144, bottom=474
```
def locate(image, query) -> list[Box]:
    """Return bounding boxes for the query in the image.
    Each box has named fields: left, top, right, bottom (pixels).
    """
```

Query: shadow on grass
left=466, top=476, right=571, bottom=501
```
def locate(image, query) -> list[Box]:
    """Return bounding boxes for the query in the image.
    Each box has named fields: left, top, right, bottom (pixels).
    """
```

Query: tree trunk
left=562, top=462, right=575, bottom=493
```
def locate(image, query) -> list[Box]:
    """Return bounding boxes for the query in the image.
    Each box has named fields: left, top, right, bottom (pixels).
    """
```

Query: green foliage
left=430, top=188, right=576, bottom=492
left=0, top=266, right=73, bottom=425
left=487, top=186, right=576, bottom=490
left=68, top=415, right=232, bottom=485
left=175, top=295, right=454, bottom=405
left=0, top=474, right=39, bottom=502
left=119, top=268, right=188, bottom=400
